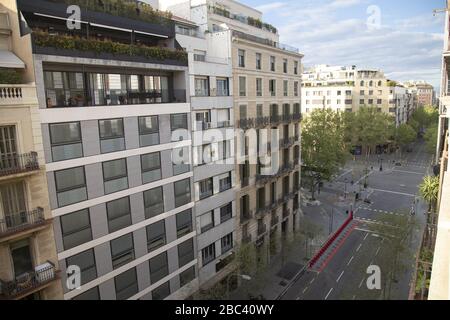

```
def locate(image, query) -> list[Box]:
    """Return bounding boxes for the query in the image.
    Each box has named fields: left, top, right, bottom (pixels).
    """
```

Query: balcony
left=281, top=114, right=293, bottom=124
left=271, top=215, right=279, bottom=228
left=255, top=116, right=270, bottom=128
left=241, top=177, right=249, bottom=188
left=280, top=137, right=295, bottom=149
left=0, top=85, right=38, bottom=107
left=231, top=31, right=301, bottom=54
left=293, top=113, right=303, bottom=121
left=0, top=261, right=59, bottom=300
left=257, top=224, right=267, bottom=237
left=240, top=210, right=253, bottom=224
left=0, top=208, right=50, bottom=242
left=283, top=209, right=291, bottom=219
left=0, top=152, right=39, bottom=178
left=255, top=205, right=270, bottom=218
left=238, top=118, right=255, bottom=130
left=270, top=115, right=281, bottom=125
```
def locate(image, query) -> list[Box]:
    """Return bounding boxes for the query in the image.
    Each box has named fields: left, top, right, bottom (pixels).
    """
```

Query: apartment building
left=172, top=16, right=237, bottom=288
left=429, top=0, right=450, bottom=300
left=160, top=0, right=303, bottom=269
left=404, top=81, right=435, bottom=107
left=302, top=65, right=415, bottom=125
left=15, top=0, right=199, bottom=300
left=0, top=0, right=62, bottom=300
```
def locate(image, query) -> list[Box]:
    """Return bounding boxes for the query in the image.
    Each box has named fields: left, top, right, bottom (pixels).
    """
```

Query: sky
left=241, top=0, right=446, bottom=90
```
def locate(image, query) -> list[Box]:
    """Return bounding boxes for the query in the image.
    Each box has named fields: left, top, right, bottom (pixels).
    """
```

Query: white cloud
left=255, top=2, right=287, bottom=13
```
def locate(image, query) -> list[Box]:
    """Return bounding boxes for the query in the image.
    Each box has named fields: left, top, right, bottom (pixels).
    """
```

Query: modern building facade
left=404, top=81, right=435, bottom=107
left=172, top=16, right=237, bottom=289
left=0, top=0, right=62, bottom=300
left=16, top=0, right=200, bottom=300
left=429, top=0, right=450, bottom=300
left=160, top=0, right=304, bottom=272
left=301, top=64, right=416, bottom=126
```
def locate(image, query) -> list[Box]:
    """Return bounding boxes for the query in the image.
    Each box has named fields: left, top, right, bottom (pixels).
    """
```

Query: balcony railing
left=0, top=152, right=39, bottom=177
left=271, top=215, right=279, bottom=227
left=292, top=113, right=303, bottom=121
left=0, top=85, right=38, bottom=106
left=0, top=261, right=58, bottom=299
left=240, top=210, right=253, bottom=224
left=0, top=207, right=45, bottom=238
left=280, top=137, right=295, bottom=148
left=231, top=31, right=300, bottom=54
left=257, top=224, right=267, bottom=236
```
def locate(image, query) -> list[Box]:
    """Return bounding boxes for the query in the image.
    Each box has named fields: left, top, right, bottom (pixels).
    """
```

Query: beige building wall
left=0, top=1, right=62, bottom=300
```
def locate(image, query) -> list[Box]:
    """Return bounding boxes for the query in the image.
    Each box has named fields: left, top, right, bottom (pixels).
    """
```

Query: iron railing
left=0, top=152, right=39, bottom=176
left=0, top=261, right=57, bottom=299
left=0, top=207, right=45, bottom=237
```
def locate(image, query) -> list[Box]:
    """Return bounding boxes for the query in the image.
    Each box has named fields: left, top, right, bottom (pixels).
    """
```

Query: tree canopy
left=395, top=124, right=416, bottom=148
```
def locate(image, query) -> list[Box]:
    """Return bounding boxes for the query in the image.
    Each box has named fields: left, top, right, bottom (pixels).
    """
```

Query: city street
left=282, top=140, right=432, bottom=300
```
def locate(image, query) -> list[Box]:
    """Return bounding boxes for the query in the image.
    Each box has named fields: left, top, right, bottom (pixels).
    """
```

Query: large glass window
left=72, top=287, right=100, bottom=300
left=55, top=167, right=87, bottom=207
left=176, top=209, right=193, bottom=238
left=99, top=119, right=125, bottom=153
left=146, top=220, right=166, bottom=252
left=199, top=178, right=213, bottom=200
left=179, top=266, right=195, bottom=288
left=114, top=268, right=138, bottom=300
left=107, top=197, right=132, bottom=233
left=202, top=243, right=216, bottom=266
left=141, top=152, right=161, bottom=184
left=239, top=77, right=246, bottom=97
left=195, top=77, right=209, bottom=96
left=149, top=252, right=169, bottom=284
left=110, top=233, right=135, bottom=269
left=143, top=187, right=164, bottom=219
left=171, top=114, right=188, bottom=131
left=139, top=116, right=159, bottom=147
left=238, top=49, right=245, bottom=68
left=221, top=233, right=233, bottom=254
left=49, top=122, right=83, bottom=161
left=174, top=179, right=191, bottom=208
left=66, top=249, right=97, bottom=286
left=220, top=203, right=233, bottom=223
left=216, top=78, right=229, bottom=96
left=200, top=211, right=214, bottom=233
left=152, top=281, right=170, bottom=300
left=178, top=239, right=194, bottom=268
left=44, top=71, right=85, bottom=108
left=256, top=78, right=263, bottom=97
left=103, top=159, right=128, bottom=194
left=219, top=173, right=232, bottom=192
left=172, top=147, right=190, bottom=176
left=61, top=209, right=92, bottom=250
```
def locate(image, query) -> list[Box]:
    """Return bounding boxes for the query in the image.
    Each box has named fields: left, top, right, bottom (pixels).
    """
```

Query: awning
left=0, top=50, right=26, bottom=68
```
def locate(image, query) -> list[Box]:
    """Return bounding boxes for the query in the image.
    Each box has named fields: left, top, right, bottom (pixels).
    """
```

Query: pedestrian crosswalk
left=358, top=207, right=405, bottom=216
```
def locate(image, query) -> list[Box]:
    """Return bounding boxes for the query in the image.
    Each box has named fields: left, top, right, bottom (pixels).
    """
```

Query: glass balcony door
left=0, top=182, right=28, bottom=229
left=0, top=125, right=18, bottom=171
left=11, top=239, right=33, bottom=278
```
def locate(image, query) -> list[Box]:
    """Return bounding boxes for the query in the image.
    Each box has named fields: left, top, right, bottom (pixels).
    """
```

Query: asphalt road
left=283, top=140, right=432, bottom=300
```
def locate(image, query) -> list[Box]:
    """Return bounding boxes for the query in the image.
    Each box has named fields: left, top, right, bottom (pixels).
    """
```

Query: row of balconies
left=194, top=120, right=233, bottom=131
left=237, top=113, right=302, bottom=130
left=241, top=192, right=297, bottom=224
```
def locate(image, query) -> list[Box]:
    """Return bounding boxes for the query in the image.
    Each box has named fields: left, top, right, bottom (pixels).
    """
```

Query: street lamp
left=379, top=158, right=383, bottom=172
left=344, top=178, right=348, bottom=199
left=227, top=273, right=252, bottom=299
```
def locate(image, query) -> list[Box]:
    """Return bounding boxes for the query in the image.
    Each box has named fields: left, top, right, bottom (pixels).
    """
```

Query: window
left=171, top=113, right=188, bottom=130
left=139, top=116, right=159, bottom=147
left=200, top=211, right=214, bottom=233
left=346, top=90, right=352, bottom=96
left=61, top=209, right=92, bottom=250
left=219, top=173, right=232, bottom=192
left=115, top=268, right=138, bottom=300
left=221, top=140, right=231, bottom=160
left=178, top=239, right=194, bottom=267
left=99, top=119, right=125, bottom=153
left=239, top=77, right=246, bottom=97
left=377, top=99, right=382, bottom=104
left=283, top=59, right=288, bottom=73
left=369, top=90, right=373, bottom=96
left=66, top=249, right=97, bottom=286
left=49, top=122, right=83, bottom=161
left=149, top=252, right=168, bottom=284
left=180, top=266, right=196, bottom=287
left=174, top=178, right=191, bottom=208
left=107, top=197, right=131, bottom=233
left=199, top=178, right=213, bottom=199
left=256, top=78, right=263, bottom=97
left=221, top=233, right=233, bottom=254
left=269, top=80, right=276, bottom=96
left=197, top=144, right=213, bottom=166
left=270, top=56, right=276, bottom=71
left=44, top=71, right=85, bottom=108
left=176, top=209, right=193, bottom=238
left=72, top=287, right=100, bottom=300
left=195, top=77, right=209, bottom=96
left=141, top=152, right=161, bottom=184
left=216, top=78, right=229, bottom=96
left=238, top=49, right=245, bottom=67
left=294, top=82, right=299, bottom=97
left=239, top=105, right=247, bottom=120
left=256, top=53, right=262, bottom=70
left=294, top=61, right=299, bottom=75
left=172, top=147, right=190, bottom=175
left=144, top=187, right=164, bottom=219
left=103, top=158, right=128, bottom=194
left=220, top=203, right=232, bottom=223
left=111, top=233, right=135, bottom=269
left=146, top=220, right=166, bottom=252
left=360, top=99, right=365, bottom=105
left=257, top=104, right=263, bottom=118
left=283, top=81, right=288, bottom=96
left=368, top=99, right=374, bottom=105
left=152, top=281, right=170, bottom=300
left=55, top=167, right=87, bottom=207
left=202, top=243, right=216, bottom=266
left=337, top=91, right=342, bottom=96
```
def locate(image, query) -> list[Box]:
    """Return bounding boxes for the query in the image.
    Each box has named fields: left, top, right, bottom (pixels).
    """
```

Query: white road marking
left=356, top=244, right=363, bottom=252
left=303, top=287, right=309, bottom=294
left=296, top=297, right=301, bottom=300
left=363, top=233, right=369, bottom=241
left=337, top=271, right=345, bottom=283
left=310, top=278, right=316, bottom=285
left=393, top=169, right=427, bottom=175
left=347, top=256, right=354, bottom=266
left=371, top=188, right=416, bottom=197
left=359, top=278, right=365, bottom=288
left=376, top=246, right=381, bottom=256
left=325, top=288, right=334, bottom=300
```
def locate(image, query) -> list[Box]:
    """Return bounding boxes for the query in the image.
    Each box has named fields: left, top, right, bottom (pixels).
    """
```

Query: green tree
left=411, top=106, right=439, bottom=132
left=419, top=176, right=440, bottom=213
left=302, top=109, right=348, bottom=199
left=424, top=124, right=438, bottom=154
left=395, top=124, right=416, bottom=159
